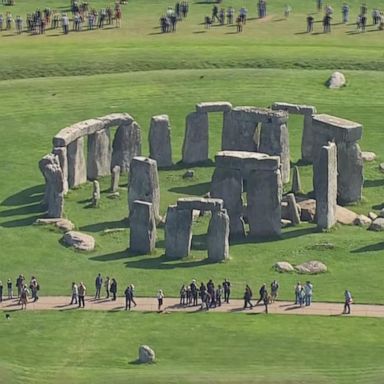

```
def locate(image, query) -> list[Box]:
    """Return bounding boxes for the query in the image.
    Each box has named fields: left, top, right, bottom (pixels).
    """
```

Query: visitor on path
left=304, top=281, right=313, bottom=306
left=7, top=278, right=13, bottom=299
left=299, top=287, right=306, bottom=307
left=317, top=0, right=323, bottom=12
left=294, top=282, right=302, bottom=304
left=0, top=281, right=2, bottom=303
left=124, top=285, right=133, bottom=310
left=105, top=276, right=110, bottom=299
left=95, top=273, right=102, bottom=299
left=70, top=282, right=78, bottom=305
left=343, top=290, right=352, bottom=314
left=223, top=278, right=231, bottom=303
left=199, top=282, right=207, bottom=309
left=16, top=274, right=24, bottom=300
left=270, top=280, right=279, bottom=303
left=236, top=16, right=243, bottom=32
left=78, top=282, right=86, bottom=308
left=307, top=14, right=314, bottom=32
left=61, top=13, right=69, bottom=34
left=157, top=289, right=164, bottom=311
left=284, top=4, right=292, bottom=18
left=110, top=278, right=117, bottom=301
left=215, top=284, right=223, bottom=307
left=263, top=288, right=269, bottom=314
left=243, top=284, right=253, bottom=309
left=226, top=7, right=234, bottom=24
left=342, top=3, right=349, bottom=23
left=191, top=279, right=198, bottom=306
left=256, top=283, right=267, bottom=305
left=20, top=285, right=29, bottom=310
left=360, top=14, right=366, bottom=31
left=179, top=284, right=187, bottom=305
left=130, top=284, right=137, bottom=307
left=30, top=276, right=39, bottom=302
left=239, top=7, right=247, bottom=24
left=323, top=13, right=331, bottom=32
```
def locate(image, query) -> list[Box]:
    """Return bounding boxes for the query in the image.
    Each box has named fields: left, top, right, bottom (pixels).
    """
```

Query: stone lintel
left=272, top=102, right=316, bottom=115
left=196, top=102, right=233, bottom=113
left=177, top=197, right=224, bottom=212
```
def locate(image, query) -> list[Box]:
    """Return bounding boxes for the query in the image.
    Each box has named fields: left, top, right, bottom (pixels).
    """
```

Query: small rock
left=361, top=152, right=376, bottom=162
left=353, top=214, right=372, bottom=226
left=192, top=209, right=201, bottom=221
left=369, top=218, right=384, bottom=231
left=274, top=261, right=294, bottom=272
left=379, top=208, right=384, bottom=218
left=368, top=212, right=378, bottom=221
left=379, top=163, right=384, bottom=173
left=138, top=345, right=155, bottom=363
left=281, top=219, right=292, bottom=228
left=103, top=228, right=127, bottom=234
left=336, top=205, right=358, bottom=225
left=107, top=192, right=120, bottom=199
left=295, top=260, right=327, bottom=274
left=182, top=170, right=195, bottom=179
left=62, top=231, right=95, bottom=251
left=34, top=218, right=74, bottom=232
left=327, top=71, right=346, bottom=89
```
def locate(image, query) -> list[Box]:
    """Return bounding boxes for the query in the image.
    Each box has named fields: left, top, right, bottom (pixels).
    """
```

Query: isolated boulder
left=62, top=231, right=95, bottom=251
left=138, top=345, right=156, bottom=363
left=327, top=71, right=346, bottom=89
left=336, top=205, right=358, bottom=225
left=295, top=260, right=327, bottom=274
left=274, top=261, right=294, bottom=272
left=35, top=218, right=74, bottom=232
left=369, top=218, right=384, bottom=232
left=361, top=152, right=376, bottom=162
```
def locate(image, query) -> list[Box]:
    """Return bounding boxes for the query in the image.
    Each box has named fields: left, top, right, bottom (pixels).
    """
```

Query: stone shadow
left=80, top=218, right=129, bottom=232
left=1, top=184, right=44, bottom=207
left=372, top=202, right=384, bottom=210
left=351, top=242, right=384, bottom=253
left=168, top=182, right=211, bottom=196
left=364, top=179, right=384, bottom=188
left=89, top=249, right=132, bottom=262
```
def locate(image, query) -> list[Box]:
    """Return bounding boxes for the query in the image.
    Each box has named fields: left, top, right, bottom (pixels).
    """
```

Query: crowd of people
left=0, top=273, right=353, bottom=315
left=159, top=1, right=189, bottom=33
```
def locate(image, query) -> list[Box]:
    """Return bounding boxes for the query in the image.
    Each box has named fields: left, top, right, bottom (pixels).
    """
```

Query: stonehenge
left=149, top=115, right=172, bottom=168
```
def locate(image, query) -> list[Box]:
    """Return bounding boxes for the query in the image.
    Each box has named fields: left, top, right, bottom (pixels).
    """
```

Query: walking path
left=1, top=296, right=384, bottom=317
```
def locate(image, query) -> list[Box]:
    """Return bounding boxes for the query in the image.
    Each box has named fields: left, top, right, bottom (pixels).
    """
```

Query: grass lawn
left=0, top=311, right=384, bottom=384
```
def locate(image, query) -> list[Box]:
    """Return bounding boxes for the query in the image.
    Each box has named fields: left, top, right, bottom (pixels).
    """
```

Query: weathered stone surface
left=129, top=200, right=156, bottom=254
left=196, top=101, right=232, bottom=113
left=271, top=102, right=316, bottom=116
left=39, top=154, right=65, bottom=218
left=301, top=113, right=315, bottom=163
left=98, top=113, right=135, bottom=129
left=182, top=111, right=209, bottom=164
left=87, top=129, right=111, bottom=180
left=285, top=193, right=301, bottom=225
left=291, top=166, right=302, bottom=194
left=92, top=180, right=100, bottom=208
left=67, top=137, right=87, bottom=188
left=336, top=205, right=358, bottom=225
left=297, top=198, right=316, bottom=222
left=62, top=231, right=95, bottom=251
left=177, top=197, right=224, bottom=212
left=138, top=345, right=155, bottom=363
left=295, top=260, right=327, bottom=274
left=128, top=157, right=160, bottom=222
left=281, top=219, right=292, bottom=227
left=35, top=218, right=74, bottom=232
left=247, top=169, right=282, bottom=237
left=368, top=212, right=378, bottom=221
left=149, top=115, right=172, bottom=167
left=210, top=167, right=245, bottom=237
left=259, top=120, right=290, bottom=184
left=52, top=147, right=68, bottom=194
left=361, top=151, right=376, bottom=162
left=379, top=208, right=384, bottom=218
left=379, top=163, right=384, bottom=173
left=207, top=210, right=230, bottom=261
left=327, top=71, right=346, bottom=89
left=110, top=165, right=120, bottom=193
left=353, top=214, right=372, bottom=226
left=315, top=143, right=337, bottom=230
left=274, top=261, right=294, bottom=272
left=369, top=218, right=384, bottom=231
left=111, top=121, right=142, bottom=173
left=165, top=206, right=193, bottom=259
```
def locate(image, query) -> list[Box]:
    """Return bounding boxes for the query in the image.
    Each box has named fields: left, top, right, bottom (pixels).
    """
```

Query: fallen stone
left=327, top=71, right=346, bottom=89
left=285, top=193, right=301, bottom=225
left=369, top=218, right=384, bottom=231
left=62, top=231, right=95, bottom=251
left=368, top=212, right=378, bottom=221
left=296, top=198, right=316, bottom=222
left=353, top=214, right=372, bottom=226
left=35, top=218, right=75, bottom=232
left=295, top=260, right=327, bottom=274
left=361, top=151, right=376, bottom=162
left=138, top=345, right=155, bottom=363
left=182, top=170, right=195, bottom=179
left=336, top=205, right=358, bottom=225
left=274, top=261, right=294, bottom=273
left=281, top=219, right=292, bottom=228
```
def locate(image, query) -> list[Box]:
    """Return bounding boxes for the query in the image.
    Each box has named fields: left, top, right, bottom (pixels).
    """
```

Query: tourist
left=95, top=273, right=103, bottom=299
left=263, top=288, right=269, bottom=313
left=299, top=287, right=306, bottom=306
left=236, top=16, right=243, bottom=32
left=256, top=283, right=267, bottom=305
left=204, top=16, right=212, bottom=29
left=124, top=284, right=133, bottom=310
left=223, top=278, right=231, bottom=303
left=372, top=9, right=380, bottom=25
left=78, top=282, right=86, bottom=308
left=30, top=276, right=39, bottom=302
left=317, top=0, right=323, bottom=12
left=270, top=280, right=279, bottom=303
left=20, top=285, right=29, bottom=310
left=343, top=289, right=352, bottom=314
left=212, top=5, right=219, bottom=23
left=7, top=278, right=13, bottom=299
left=70, top=282, right=78, bottom=305
left=191, top=279, right=198, bottom=306
left=0, top=281, right=2, bottom=303
left=15, top=15, right=22, bottom=34
left=199, top=282, right=207, bottom=308
left=323, top=13, right=331, bottom=33
left=304, top=281, right=313, bottom=306
left=243, top=284, right=253, bottom=309
left=294, top=282, right=302, bottom=304
left=360, top=14, right=366, bottom=32
left=219, top=8, right=225, bottom=25
left=0, top=14, right=3, bottom=31
left=215, top=284, right=223, bottom=307
left=284, top=4, right=292, bottom=18
left=130, top=284, right=137, bottom=307
left=62, top=13, right=69, bottom=34
left=226, top=7, right=234, bottom=24
left=6, top=12, right=13, bottom=30
left=342, top=3, right=349, bottom=23
left=16, top=274, right=24, bottom=300
left=105, top=276, right=110, bottom=299
left=356, top=14, right=362, bottom=31
left=110, top=278, right=117, bottom=301
left=179, top=284, right=187, bottom=305
left=307, top=14, right=314, bottom=32
left=239, top=7, right=247, bottom=24
left=157, top=289, right=164, bottom=311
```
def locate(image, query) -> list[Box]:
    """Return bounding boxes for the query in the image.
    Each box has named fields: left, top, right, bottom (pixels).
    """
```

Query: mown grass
left=0, top=311, right=384, bottom=384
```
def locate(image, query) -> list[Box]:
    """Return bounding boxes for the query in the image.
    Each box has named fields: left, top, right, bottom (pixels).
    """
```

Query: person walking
left=70, top=282, right=78, bottom=305
left=270, top=280, right=279, bottom=303
left=30, top=276, right=39, bottom=302
left=256, top=283, right=267, bottom=305
left=110, top=278, right=117, bottom=301
left=343, top=290, right=352, bottom=314
left=7, top=278, right=13, bottom=299
left=0, top=281, right=3, bottom=303
left=95, top=273, right=102, bottom=299
left=304, top=281, right=313, bottom=306
left=157, top=289, right=164, bottom=311
left=223, top=278, right=231, bottom=303
left=306, top=14, right=314, bottom=32
left=263, top=288, right=269, bottom=314
left=294, top=282, right=302, bottom=304
left=130, top=284, right=137, bottom=307
left=20, top=285, right=29, bottom=310
left=191, top=279, right=198, bottom=306
left=243, top=284, right=254, bottom=309
left=124, top=285, right=133, bottom=310
left=105, top=276, right=110, bottom=299
left=78, top=282, right=86, bottom=308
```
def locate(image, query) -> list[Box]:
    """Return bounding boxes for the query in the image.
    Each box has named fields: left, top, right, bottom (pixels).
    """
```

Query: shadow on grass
left=80, top=218, right=129, bottom=232
left=364, top=179, right=384, bottom=188
left=1, top=184, right=44, bottom=206
left=168, top=182, right=211, bottom=196
left=351, top=242, right=384, bottom=253
left=89, top=249, right=131, bottom=262
left=372, top=202, right=384, bottom=210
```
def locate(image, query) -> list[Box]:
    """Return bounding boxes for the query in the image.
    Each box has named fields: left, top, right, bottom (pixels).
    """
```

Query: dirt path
left=1, top=296, right=384, bottom=317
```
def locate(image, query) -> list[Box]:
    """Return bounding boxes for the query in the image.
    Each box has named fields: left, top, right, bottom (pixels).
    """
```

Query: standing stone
left=39, top=154, right=64, bottom=218
left=247, top=169, right=282, bottom=237
left=67, top=137, right=86, bottom=188
left=87, top=128, right=111, bottom=180
left=128, top=157, right=161, bottom=222
left=291, top=166, right=302, bottom=194
left=285, top=193, right=301, bottom=225
left=111, top=121, right=142, bottom=173
left=92, top=180, right=100, bottom=208
left=110, top=165, right=120, bottom=193
left=207, top=210, right=230, bottom=261
left=182, top=111, right=209, bottom=164
left=165, top=206, right=193, bottom=259
left=52, top=147, right=68, bottom=194
left=129, top=201, right=156, bottom=254
left=149, top=115, right=172, bottom=167
left=316, top=143, right=337, bottom=230
left=210, top=167, right=245, bottom=237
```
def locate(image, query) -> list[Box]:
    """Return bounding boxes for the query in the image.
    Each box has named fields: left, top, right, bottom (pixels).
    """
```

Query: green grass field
left=1, top=0, right=384, bottom=382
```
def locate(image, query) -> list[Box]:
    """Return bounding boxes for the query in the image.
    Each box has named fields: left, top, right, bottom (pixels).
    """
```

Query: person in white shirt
left=157, top=289, right=164, bottom=311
